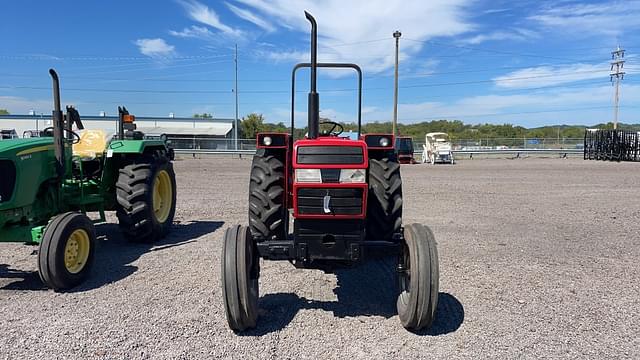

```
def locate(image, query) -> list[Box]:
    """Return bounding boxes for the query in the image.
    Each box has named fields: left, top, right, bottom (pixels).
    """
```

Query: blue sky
left=1, top=0, right=639, bottom=128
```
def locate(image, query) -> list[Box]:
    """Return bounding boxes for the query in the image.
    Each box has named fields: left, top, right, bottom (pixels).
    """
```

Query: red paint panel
left=292, top=137, right=368, bottom=169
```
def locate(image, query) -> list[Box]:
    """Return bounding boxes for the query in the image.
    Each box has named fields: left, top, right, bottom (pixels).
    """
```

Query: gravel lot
left=1, top=157, right=639, bottom=359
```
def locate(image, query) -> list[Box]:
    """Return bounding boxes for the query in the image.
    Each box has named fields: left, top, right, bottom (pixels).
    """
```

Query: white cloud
left=177, top=0, right=244, bottom=38
left=226, top=2, right=275, bottom=32
left=529, top=2, right=640, bottom=37
left=493, top=62, right=639, bottom=89
left=234, top=0, right=474, bottom=73
left=134, top=38, right=176, bottom=58
left=169, top=25, right=215, bottom=40
left=460, top=28, right=538, bottom=45
left=362, top=84, right=640, bottom=126
left=258, top=50, right=307, bottom=63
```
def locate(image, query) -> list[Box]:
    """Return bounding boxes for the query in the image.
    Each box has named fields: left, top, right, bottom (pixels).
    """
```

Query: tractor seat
left=73, top=129, right=108, bottom=159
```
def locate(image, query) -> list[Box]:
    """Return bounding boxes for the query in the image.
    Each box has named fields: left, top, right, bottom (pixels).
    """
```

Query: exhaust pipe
left=305, top=11, right=319, bottom=139
left=49, top=69, right=65, bottom=179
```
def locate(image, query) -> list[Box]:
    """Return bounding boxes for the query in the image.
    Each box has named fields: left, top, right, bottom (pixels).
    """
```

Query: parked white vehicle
left=422, top=132, right=454, bottom=164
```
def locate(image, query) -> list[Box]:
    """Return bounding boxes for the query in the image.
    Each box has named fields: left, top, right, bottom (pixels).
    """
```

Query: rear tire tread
left=248, top=154, right=286, bottom=241
left=367, top=158, right=403, bottom=240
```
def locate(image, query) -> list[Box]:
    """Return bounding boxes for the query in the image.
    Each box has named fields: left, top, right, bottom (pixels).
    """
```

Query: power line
left=0, top=53, right=233, bottom=61
left=2, top=57, right=629, bottom=84
left=403, top=38, right=599, bottom=62
left=0, top=69, right=622, bottom=95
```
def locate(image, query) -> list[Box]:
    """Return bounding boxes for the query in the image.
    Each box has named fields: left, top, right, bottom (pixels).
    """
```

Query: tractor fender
left=108, top=140, right=169, bottom=156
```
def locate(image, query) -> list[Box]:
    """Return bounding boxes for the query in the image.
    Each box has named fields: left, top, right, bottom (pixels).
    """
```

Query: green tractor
left=0, top=69, right=177, bottom=290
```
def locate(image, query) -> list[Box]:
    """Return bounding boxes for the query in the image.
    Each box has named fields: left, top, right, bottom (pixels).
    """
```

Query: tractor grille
left=0, top=160, right=16, bottom=203
left=297, top=188, right=363, bottom=215
left=297, top=146, right=364, bottom=164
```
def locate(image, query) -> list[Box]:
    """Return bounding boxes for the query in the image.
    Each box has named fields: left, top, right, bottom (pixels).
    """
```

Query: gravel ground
left=1, top=157, right=639, bottom=359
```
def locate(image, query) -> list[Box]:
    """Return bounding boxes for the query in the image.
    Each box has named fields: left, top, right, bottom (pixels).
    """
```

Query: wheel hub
left=153, top=169, right=173, bottom=223
left=64, top=229, right=90, bottom=274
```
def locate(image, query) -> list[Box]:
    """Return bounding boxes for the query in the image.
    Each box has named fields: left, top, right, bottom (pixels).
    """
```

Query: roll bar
left=291, top=62, right=363, bottom=138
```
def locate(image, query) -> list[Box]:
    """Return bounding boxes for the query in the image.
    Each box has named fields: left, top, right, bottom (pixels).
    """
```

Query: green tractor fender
left=107, top=139, right=169, bottom=156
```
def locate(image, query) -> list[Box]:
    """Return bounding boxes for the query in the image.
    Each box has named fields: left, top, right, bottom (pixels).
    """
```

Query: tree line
left=235, top=113, right=640, bottom=140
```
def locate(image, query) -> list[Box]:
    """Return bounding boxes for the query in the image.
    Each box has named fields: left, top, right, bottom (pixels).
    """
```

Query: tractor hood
left=0, top=137, right=57, bottom=211
left=0, top=138, right=54, bottom=157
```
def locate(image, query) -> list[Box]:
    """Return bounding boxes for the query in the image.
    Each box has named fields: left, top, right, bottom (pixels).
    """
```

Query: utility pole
left=610, top=45, right=625, bottom=130
left=392, top=30, right=402, bottom=137
left=234, top=43, right=239, bottom=150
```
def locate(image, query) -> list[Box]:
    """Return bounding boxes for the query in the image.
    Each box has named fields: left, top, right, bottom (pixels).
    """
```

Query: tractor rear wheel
left=396, top=223, right=439, bottom=331
left=38, top=212, right=96, bottom=290
left=248, top=153, right=286, bottom=241
left=116, top=153, right=176, bottom=243
left=366, top=158, right=402, bottom=240
left=221, top=225, right=260, bottom=332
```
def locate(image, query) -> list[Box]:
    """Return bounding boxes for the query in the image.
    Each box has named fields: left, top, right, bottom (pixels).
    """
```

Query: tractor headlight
left=295, top=168, right=322, bottom=183
left=379, top=137, right=390, bottom=147
left=339, top=169, right=366, bottom=183
left=263, top=136, right=272, bottom=146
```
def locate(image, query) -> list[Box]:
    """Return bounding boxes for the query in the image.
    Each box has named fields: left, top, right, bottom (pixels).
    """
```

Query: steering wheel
left=42, top=127, right=81, bottom=144
left=319, top=121, right=344, bottom=136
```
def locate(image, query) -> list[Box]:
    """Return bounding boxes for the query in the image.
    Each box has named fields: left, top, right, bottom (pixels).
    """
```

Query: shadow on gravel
left=0, top=264, right=47, bottom=291
left=413, top=293, right=464, bottom=336
left=0, top=220, right=224, bottom=292
left=242, top=257, right=464, bottom=336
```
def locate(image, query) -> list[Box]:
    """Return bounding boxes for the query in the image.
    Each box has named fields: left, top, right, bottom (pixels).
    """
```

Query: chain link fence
left=412, top=137, right=584, bottom=152
left=167, top=136, right=585, bottom=151
left=169, top=137, right=257, bottom=151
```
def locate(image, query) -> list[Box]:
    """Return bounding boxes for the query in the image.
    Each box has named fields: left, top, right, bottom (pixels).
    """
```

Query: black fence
left=584, top=129, right=640, bottom=162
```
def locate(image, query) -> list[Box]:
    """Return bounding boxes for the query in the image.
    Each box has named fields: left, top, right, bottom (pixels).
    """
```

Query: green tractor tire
left=116, top=154, right=177, bottom=243
left=38, top=212, right=97, bottom=291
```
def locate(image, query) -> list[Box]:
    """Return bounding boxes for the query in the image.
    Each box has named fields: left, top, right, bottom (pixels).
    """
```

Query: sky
left=0, top=0, right=639, bottom=128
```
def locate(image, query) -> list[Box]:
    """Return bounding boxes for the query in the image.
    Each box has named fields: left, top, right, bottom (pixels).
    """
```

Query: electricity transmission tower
left=610, top=45, right=625, bottom=130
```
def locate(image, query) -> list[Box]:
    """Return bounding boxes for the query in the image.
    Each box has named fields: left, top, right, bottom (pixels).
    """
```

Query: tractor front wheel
left=396, top=223, right=439, bottom=331
left=38, top=212, right=96, bottom=290
left=116, top=154, right=176, bottom=243
left=221, top=225, right=260, bottom=332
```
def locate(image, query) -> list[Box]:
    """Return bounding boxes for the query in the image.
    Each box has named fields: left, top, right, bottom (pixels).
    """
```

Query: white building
left=0, top=114, right=237, bottom=149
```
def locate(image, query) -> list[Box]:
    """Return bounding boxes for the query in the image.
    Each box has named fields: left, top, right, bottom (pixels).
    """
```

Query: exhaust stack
left=49, top=69, right=65, bottom=179
left=305, top=11, right=319, bottom=139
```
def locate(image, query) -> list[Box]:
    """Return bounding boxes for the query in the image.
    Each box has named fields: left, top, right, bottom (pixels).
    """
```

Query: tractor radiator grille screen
left=0, top=160, right=16, bottom=203
left=297, top=188, right=363, bottom=215
left=297, top=146, right=364, bottom=164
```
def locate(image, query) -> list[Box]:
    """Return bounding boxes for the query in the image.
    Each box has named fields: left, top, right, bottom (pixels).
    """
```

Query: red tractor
left=395, top=136, right=417, bottom=164
left=221, top=12, right=439, bottom=332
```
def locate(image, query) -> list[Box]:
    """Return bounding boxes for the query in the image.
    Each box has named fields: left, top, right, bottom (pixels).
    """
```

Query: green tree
left=0, top=109, right=9, bottom=115
left=240, top=113, right=266, bottom=138
left=193, top=113, right=213, bottom=118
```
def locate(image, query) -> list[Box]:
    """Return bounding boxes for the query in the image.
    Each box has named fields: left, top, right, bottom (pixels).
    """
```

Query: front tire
left=116, top=154, right=177, bottom=243
left=366, top=158, right=402, bottom=241
left=397, top=223, right=439, bottom=331
left=221, top=225, right=260, bottom=332
left=38, top=212, right=96, bottom=290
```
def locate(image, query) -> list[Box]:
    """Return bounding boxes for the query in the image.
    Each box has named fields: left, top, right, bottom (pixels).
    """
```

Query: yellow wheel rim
left=153, top=169, right=173, bottom=223
left=64, top=229, right=91, bottom=274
